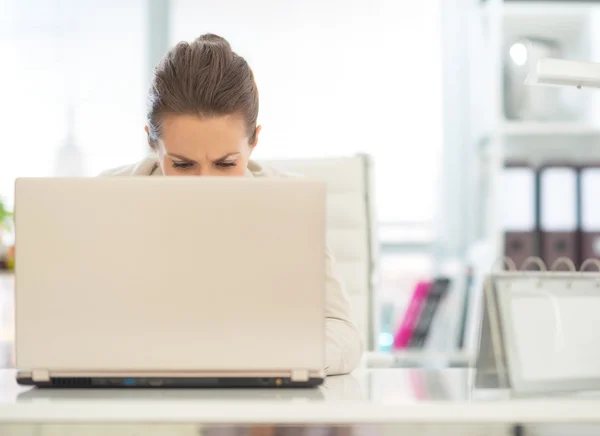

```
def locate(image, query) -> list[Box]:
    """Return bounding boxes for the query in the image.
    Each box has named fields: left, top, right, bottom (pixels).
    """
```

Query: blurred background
left=1, top=0, right=600, bottom=369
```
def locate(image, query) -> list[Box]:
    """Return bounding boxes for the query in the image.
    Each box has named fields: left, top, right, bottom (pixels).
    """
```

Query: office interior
left=3, top=0, right=600, bottom=434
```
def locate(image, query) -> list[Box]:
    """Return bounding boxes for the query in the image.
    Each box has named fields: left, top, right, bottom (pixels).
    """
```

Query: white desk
left=1, top=368, right=600, bottom=426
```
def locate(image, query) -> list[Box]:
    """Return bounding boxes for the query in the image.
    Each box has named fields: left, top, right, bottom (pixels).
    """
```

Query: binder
left=539, top=166, right=579, bottom=270
left=579, top=166, right=600, bottom=262
left=500, top=165, right=538, bottom=269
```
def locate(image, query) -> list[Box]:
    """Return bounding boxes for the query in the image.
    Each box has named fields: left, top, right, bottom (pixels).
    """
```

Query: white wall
left=171, top=0, right=443, bottom=223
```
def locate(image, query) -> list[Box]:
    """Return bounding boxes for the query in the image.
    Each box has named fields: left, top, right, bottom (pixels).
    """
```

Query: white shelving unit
left=501, top=120, right=600, bottom=136
left=475, top=0, right=600, bottom=260
left=392, top=0, right=600, bottom=370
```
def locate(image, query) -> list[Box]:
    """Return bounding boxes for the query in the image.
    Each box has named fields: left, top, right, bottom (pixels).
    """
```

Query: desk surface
left=1, top=369, right=600, bottom=424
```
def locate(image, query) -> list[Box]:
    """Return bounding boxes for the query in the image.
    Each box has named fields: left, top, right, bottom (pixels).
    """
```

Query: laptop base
left=16, top=374, right=324, bottom=389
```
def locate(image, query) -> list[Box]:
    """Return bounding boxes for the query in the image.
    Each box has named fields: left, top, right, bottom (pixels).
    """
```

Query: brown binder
left=501, top=164, right=538, bottom=269
left=505, top=232, right=538, bottom=270
left=579, top=166, right=600, bottom=263
left=539, top=166, right=579, bottom=269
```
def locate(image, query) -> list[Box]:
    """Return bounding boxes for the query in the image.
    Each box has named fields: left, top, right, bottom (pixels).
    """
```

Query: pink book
left=393, top=280, right=432, bottom=349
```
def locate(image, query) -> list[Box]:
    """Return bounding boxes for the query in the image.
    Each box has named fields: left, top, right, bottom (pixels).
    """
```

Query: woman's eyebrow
left=167, top=153, right=195, bottom=162
left=214, top=152, right=240, bottom=161
left=167, top=152, right=241, bottom=162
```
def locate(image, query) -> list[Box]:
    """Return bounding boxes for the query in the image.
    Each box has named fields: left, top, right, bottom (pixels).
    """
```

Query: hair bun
left=195, top=33, right=231, bottom=50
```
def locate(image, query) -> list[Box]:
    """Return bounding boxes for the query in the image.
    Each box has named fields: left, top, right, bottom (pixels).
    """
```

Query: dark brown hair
left=147, top=33, right=259, bottom=145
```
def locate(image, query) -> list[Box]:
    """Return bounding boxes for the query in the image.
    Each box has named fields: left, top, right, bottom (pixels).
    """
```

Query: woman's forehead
left=159, top=114, right=248, bottom=158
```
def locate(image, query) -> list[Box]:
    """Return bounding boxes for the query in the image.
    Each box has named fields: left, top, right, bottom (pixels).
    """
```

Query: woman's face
left=149, top=114, right=259, bottom=177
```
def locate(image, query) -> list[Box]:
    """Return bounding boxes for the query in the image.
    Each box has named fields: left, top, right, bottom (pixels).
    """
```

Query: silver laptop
left=14, top=177, right=326, bottom=388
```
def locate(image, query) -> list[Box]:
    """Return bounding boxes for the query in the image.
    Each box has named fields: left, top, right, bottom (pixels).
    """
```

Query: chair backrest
left=259, top=155, right=379, bottom=350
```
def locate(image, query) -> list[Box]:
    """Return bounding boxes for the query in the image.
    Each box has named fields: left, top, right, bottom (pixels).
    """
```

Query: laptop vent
left=51, top=377, right=93, bottom=387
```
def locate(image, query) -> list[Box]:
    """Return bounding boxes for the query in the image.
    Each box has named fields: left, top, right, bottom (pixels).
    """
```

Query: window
left=171, top=0, right=443, bottom=224
left=0, top=0, right=147, bottom=207
left=1, top=0, right=443, bottom=226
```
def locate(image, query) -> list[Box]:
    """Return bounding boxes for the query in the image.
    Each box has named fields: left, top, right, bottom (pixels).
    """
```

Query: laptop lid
left=14, top=177, right=326, bottom=377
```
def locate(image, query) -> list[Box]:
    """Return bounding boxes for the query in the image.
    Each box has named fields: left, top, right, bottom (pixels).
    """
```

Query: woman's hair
left=146, top=33, right=259, bottom=145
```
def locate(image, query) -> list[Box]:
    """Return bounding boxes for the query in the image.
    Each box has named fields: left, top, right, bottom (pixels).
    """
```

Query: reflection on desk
left=17, top=384, right=327, bottom=402
left=1, top=369, right=600, bottom=424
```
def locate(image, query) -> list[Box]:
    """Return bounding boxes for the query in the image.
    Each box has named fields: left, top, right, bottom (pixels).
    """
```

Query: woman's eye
left=216, top=162, right=236, bottom=168
left=172, top=162, right=194, bottom=170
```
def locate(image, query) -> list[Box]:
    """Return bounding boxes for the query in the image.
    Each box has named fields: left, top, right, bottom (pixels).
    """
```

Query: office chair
left=261, top=154, right=380, bottom=351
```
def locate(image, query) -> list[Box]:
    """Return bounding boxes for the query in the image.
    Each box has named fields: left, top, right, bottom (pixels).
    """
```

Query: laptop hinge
left=32, top=369, right=51, bottom=382
left=290, top=369, right=309, bottom=382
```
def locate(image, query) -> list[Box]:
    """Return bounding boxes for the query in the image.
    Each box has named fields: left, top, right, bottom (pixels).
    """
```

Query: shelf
left=500, top=122, right=600, bottom=164
left=363, top=351, right=471, bottom=368
left=480, top=135, right=600, bottom=165
left=502, top=2, right=597, bottom=50
left=474, top=2, right=600, bottom=262
left=502, top=121, right=600, bottom=136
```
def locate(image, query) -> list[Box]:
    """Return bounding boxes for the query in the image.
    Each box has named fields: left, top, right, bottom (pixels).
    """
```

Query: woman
left=103, top=33, right=362, bottom=376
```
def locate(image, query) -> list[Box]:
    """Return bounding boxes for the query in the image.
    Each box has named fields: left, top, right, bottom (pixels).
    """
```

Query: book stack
left=393, top=278, right=452, bottom=350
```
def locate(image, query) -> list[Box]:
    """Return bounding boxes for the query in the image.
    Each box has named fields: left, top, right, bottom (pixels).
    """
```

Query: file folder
left=500, top=165, right=537, bottom=269
left=539, top=166, right=579, bottom=269
left=580, top=166, right=600, bottom=262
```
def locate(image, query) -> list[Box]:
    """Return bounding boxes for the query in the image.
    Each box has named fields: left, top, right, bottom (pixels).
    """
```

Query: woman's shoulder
left=248, top=160, right=302, bottom=179
left=99, top=156, right=160, bottom=177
